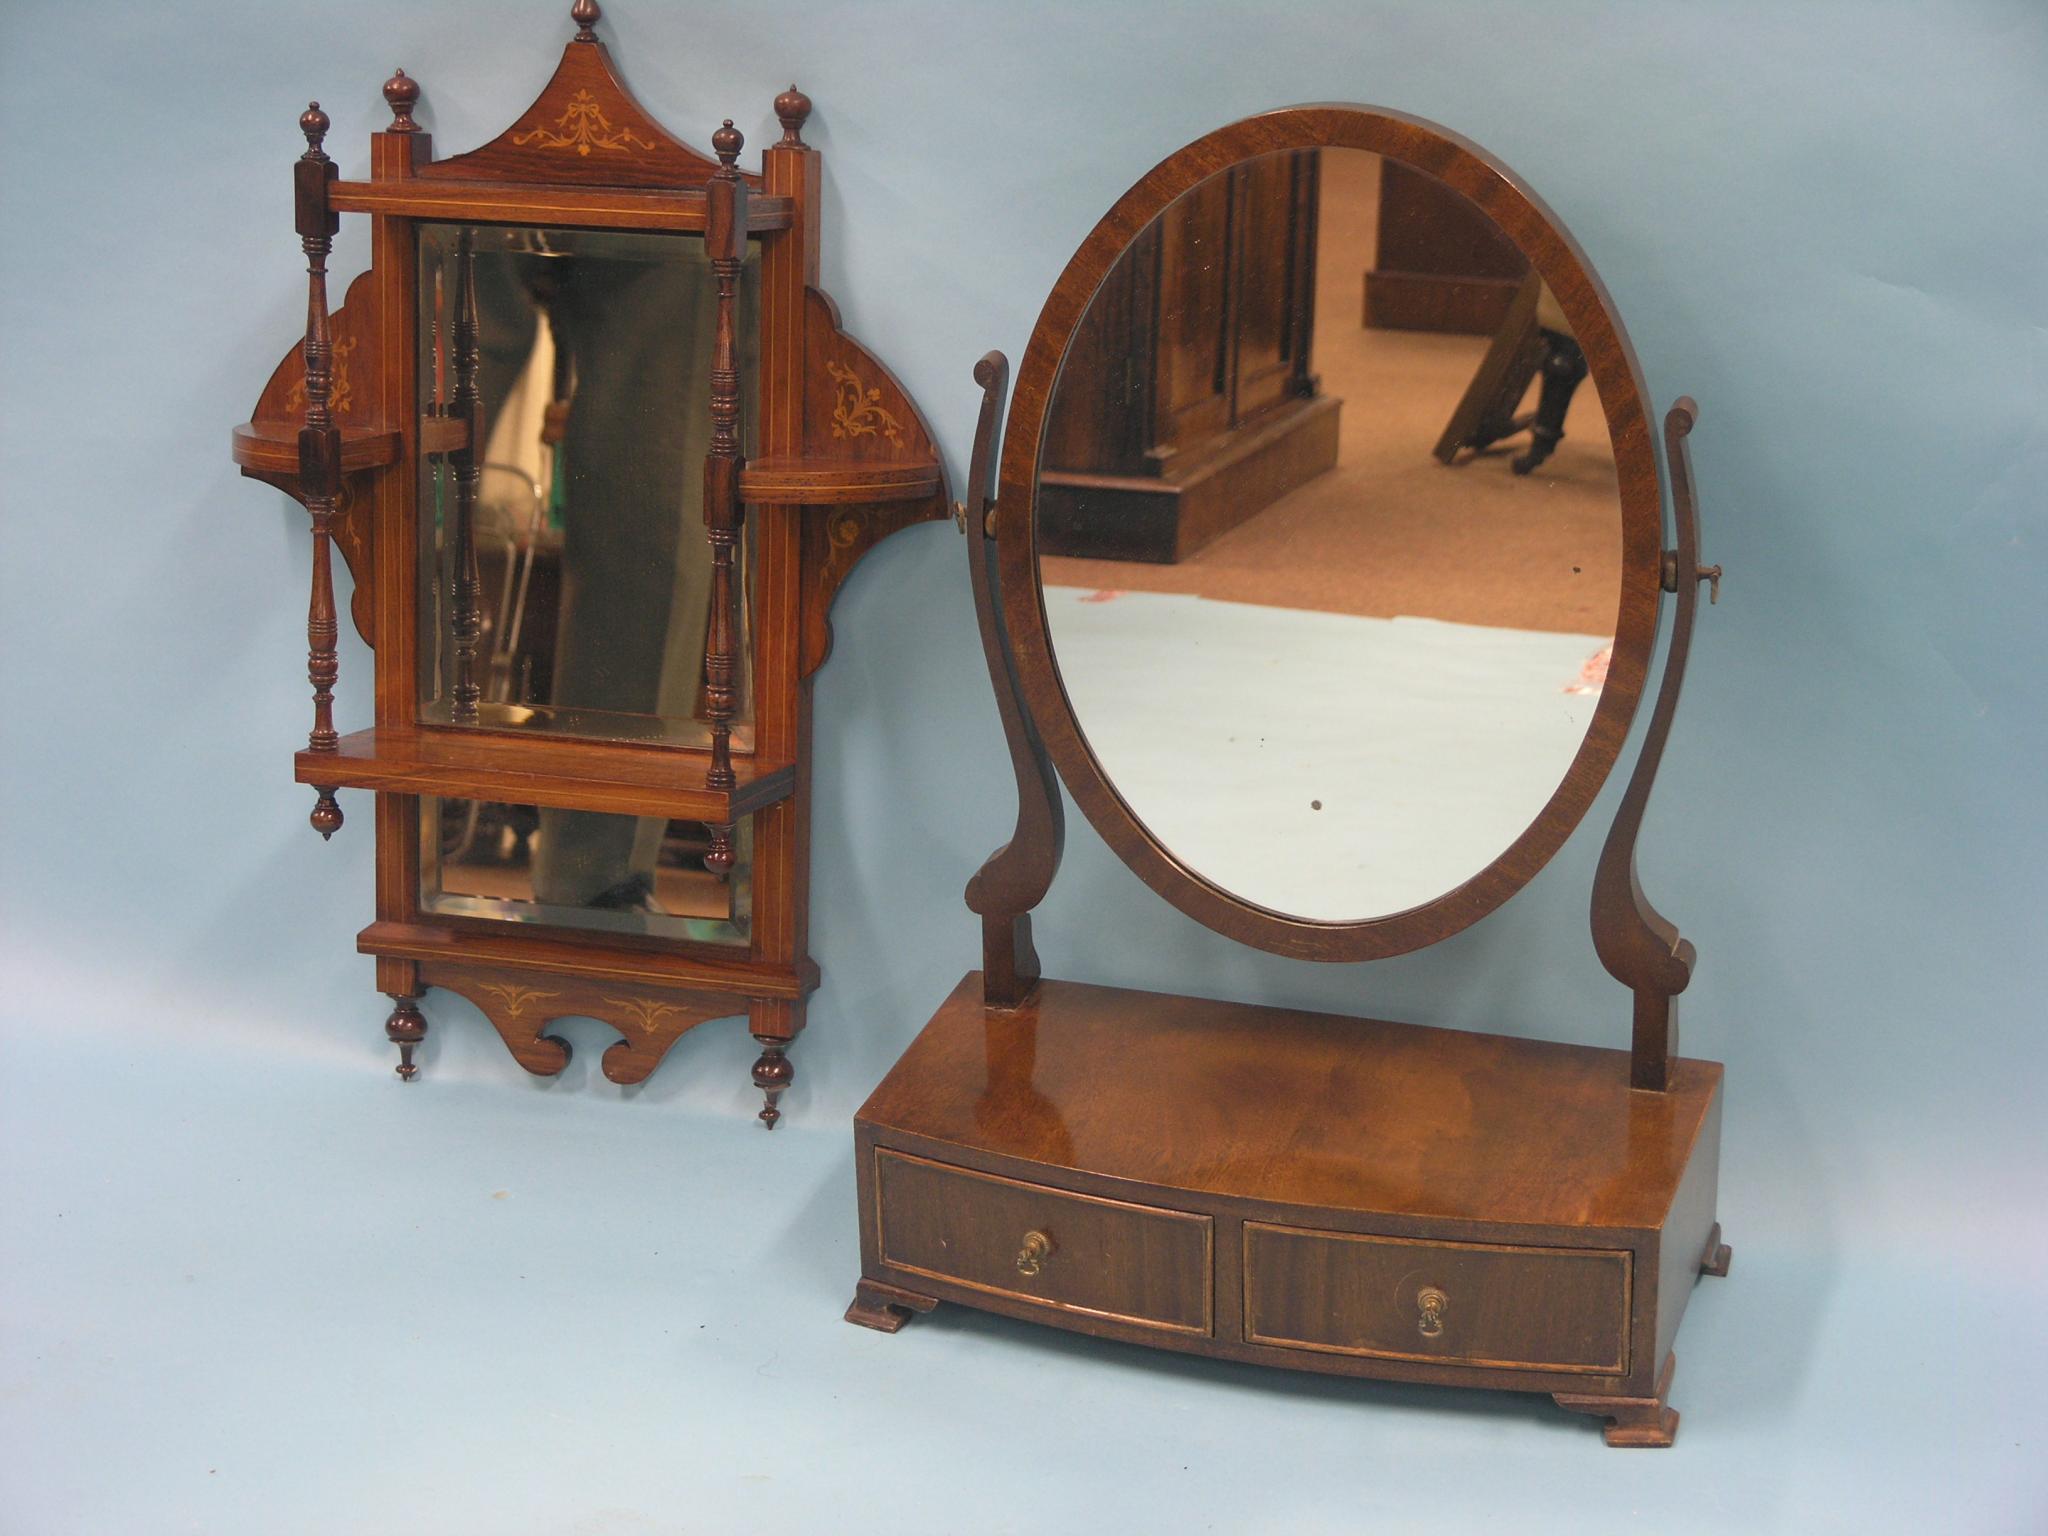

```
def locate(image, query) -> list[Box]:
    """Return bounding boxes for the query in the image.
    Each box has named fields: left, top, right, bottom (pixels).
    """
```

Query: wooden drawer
left=873, top=1150, right=1212, bottom=1334
left=1244, top=1223, right=1630, bottom=1375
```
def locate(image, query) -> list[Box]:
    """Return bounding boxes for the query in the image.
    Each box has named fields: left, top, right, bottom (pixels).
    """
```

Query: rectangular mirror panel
left=415, top=223, right=761, bottom=747
left=420, top=796, right=752, bottom=948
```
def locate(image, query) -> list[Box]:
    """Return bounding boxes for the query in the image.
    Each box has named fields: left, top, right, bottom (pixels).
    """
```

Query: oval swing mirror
left=1000, top=108, right=1665, bottom=959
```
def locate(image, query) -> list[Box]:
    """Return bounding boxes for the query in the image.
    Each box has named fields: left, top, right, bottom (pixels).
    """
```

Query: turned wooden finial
left=774, top=84, right=812, bottom=147
left=299, top=101, right=330, bottom=155
left=311, top=792, right=344, bottom=840
left=382, top=68, right=420, bottom=132
left=712, top=118, right=743, bottom=170
left=571, top=0, right=601, bottom=41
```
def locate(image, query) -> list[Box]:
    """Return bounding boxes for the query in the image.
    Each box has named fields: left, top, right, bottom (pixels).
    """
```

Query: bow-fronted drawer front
left=873, top=1150, right=1212, bottom=1334
left=1244, top=1223, right=1631, bottom=1375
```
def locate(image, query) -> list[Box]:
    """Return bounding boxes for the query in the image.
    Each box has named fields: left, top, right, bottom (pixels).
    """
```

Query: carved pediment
left=415, top=15, right=759, bottom=191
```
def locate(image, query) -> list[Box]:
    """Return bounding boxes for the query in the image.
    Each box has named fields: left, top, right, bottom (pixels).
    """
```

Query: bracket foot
left=1555, top=1352, right=1680, bottom=1447
left=845, top=1277, right=938, bottom=1333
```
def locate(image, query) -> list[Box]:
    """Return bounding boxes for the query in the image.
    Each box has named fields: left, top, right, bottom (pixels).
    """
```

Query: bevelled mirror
left=853, top=106, right=1729, bottom=1449
left=414, top=223, right=761, bottom=748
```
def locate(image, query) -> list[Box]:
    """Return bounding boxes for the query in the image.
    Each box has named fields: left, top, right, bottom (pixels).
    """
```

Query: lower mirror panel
left=420, top=795, right=751, bottom=946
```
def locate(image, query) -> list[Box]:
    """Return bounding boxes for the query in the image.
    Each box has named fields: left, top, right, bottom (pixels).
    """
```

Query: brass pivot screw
left=1015, top=1229, right=1053, bottom=1277
left=951, top=500, right=999, bottom=537
left=1660, top=551, right=1724, bottom=604
left=1417, top=1286, right=1448, bottom=1338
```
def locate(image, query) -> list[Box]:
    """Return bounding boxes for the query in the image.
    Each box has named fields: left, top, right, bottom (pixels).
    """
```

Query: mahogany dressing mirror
left=851, top=106, right=1730, bottom=1446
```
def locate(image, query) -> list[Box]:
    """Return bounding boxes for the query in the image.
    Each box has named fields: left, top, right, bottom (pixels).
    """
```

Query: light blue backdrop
left=2, top=2, right=2043, bottom=1531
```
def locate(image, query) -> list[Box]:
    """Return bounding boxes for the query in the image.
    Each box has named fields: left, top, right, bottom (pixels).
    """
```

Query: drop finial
left=299, top=101, right=330, bottom=154
left=571, top=0, right=601, bottom=41
left=712, top=118, right=742, bottom=169
left=310, top=790, right=344, bottom=840
left=382, top=68, right=420, bottom=132
left=774, top=84, right=812, bottom=147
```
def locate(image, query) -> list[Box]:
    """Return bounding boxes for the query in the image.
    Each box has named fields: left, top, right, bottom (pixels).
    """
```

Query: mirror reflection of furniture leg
left=1434, top=271, right=1591, bottom=474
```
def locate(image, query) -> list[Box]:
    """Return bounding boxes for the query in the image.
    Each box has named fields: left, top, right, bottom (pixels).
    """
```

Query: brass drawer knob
left=1417, top=1286, right=1448, bottom=1339
left=1016, top=1229, right=1054, bottom=1277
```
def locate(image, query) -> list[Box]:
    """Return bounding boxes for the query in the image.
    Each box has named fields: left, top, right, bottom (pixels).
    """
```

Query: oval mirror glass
left=1035, top=146, right=1623, bottom=921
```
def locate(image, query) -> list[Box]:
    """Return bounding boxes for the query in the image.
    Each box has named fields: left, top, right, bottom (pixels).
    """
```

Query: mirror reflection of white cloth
left=1045, top=585, right=1607, bottom=920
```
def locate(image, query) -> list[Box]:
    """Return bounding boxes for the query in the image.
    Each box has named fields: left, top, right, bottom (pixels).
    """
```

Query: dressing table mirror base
left=849, top=975, right=1728, bottom=1448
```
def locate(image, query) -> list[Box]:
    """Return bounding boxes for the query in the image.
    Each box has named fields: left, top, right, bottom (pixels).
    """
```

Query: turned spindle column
left=701, top=119, right=749, bottom=877
left=448, top=227, right=484, bottom=724
left=296, top=102, right=345, bottom=838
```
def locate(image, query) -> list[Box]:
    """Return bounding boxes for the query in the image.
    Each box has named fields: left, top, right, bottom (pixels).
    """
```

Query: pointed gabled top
left=415, top=4, right=757, bottom=191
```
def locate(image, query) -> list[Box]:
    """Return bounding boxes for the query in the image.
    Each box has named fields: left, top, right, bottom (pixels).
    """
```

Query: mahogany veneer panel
left=875, top=1149, right=1211, bottom=1334
left=295, top=725, right=794, bottom=822
left=860, top=975, right=1718, bottom=1231
left=1243, top=1224, right=1629, bottom=1374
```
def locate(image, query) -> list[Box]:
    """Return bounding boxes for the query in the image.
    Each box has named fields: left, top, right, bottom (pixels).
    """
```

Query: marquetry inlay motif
left=602, top=995, right=692, bottom=1033
left=285, top=335, right=357, bottom=417
left=827, top=361, right=903, bottom=444
left=827, top=508, right=864, bottom=550
left=478, top=982, right=560, bottom=1018
left=511, top=89, right=658, bottom=156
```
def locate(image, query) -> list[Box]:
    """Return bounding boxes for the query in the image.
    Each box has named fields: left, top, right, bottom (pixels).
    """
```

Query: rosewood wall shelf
left=233, top=4, right=948, bottom=1120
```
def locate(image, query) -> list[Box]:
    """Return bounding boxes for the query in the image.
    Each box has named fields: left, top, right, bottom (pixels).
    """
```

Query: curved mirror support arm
left=1593, top=397, right=1717, bottom=1091
left=961, top=352, right=1065, bottom=1008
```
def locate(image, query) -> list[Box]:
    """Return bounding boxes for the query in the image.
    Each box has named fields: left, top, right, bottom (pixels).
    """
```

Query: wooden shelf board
left=740, top=456, right=943, bottom=505
left=232, top=420, right=399, bottom=476
left=234, top=414, right=469, bottom=479
left=295, top=725, right=794, bottom=823
left=330, top=178, right=795, bottom=234
left=359, top=920, right=817, bottom=1000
